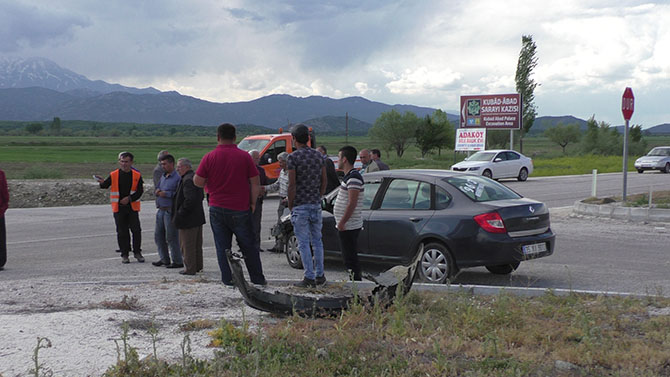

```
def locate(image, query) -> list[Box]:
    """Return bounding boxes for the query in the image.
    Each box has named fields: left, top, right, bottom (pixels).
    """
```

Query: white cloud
left=2, top=0, right=670, bottom=126
left=386, top=67, right=462, bottom=95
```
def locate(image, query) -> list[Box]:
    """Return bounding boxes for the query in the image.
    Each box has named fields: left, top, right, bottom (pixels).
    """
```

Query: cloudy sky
left=2, top=0, right=669, bottom=127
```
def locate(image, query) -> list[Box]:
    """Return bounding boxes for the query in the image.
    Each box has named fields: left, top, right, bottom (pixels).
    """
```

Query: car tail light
left=474, top=212, right=507, bottom=233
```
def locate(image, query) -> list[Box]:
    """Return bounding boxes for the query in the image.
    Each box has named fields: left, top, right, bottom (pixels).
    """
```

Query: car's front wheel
left=517, top=167, right=528, bottom=181
left=485, top=261, right=520, bottom=275
left=285, top=232, right=303, bottom=269
left=418, top=242, right=456, bottom=284
left=482, top=169, right=492, bottom=179
left=637, top=169, right=644, bottom=173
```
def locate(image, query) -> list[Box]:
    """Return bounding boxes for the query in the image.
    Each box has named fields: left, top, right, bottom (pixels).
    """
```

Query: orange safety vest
left=109, top=169, right=141, bottom=212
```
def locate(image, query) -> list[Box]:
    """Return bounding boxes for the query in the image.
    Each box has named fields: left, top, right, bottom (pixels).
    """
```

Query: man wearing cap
left=97, top=152, right=145, bottom=264
left=287, top=124, right=327, bottom=287
left=194, top=123, right=266, bottom=286
left=263, top=151, right=289, bottom=253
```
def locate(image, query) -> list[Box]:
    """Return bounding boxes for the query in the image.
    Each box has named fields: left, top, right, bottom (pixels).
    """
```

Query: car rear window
left=443, top=176, right=521, bottom=202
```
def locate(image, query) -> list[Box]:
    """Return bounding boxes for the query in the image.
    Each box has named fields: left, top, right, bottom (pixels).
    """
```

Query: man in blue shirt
left=152, top=154, right=183, bottom=268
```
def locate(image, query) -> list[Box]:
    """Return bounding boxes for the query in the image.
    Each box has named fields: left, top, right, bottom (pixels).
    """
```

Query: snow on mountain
left=0, top=57, right=160, bottom=95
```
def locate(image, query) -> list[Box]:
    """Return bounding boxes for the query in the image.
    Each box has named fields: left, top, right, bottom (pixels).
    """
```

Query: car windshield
left=466, top=151, right=496, bottom=162
left=237, top=138, right=270, bottom=152
left=443, top=176, right=521, bottom=202
left=647, top=148, right=670, bottom=157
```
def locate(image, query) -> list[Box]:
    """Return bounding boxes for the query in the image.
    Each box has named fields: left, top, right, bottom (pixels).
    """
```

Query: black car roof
left=364, top=169, right=470, bottom=180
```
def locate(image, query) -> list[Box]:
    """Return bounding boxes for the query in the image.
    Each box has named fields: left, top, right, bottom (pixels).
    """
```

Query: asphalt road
left=2, top=171, right=669, bottom=296
left=501, top=170, right=670, bottom=208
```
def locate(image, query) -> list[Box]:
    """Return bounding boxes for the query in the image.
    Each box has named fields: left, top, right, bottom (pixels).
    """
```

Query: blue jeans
left=209, top=206, right=265, bottom=284
left=155, top=209, right=182, bottom=264
left=291, top=203, right=324, bottom=280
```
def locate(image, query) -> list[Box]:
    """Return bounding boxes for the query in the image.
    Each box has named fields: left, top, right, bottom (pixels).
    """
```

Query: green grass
left=1, top=135, right=668, bottom=179
left=99, top=291, right=670, bottom=377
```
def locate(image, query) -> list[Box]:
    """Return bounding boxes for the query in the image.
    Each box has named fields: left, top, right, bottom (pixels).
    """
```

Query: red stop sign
left=622, top=87, right=634, bottom=121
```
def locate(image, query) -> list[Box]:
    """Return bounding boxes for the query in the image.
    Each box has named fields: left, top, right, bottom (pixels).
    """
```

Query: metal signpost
left=621, top=87, right=634, bottom=201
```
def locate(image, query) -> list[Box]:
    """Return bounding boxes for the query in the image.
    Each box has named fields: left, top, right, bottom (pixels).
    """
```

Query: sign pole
left=622, top=119, right=629, bottom=201
left=621, top=87, right=634, bottom=202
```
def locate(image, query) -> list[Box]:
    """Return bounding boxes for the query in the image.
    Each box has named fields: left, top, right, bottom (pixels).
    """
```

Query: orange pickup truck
left=237, top=128, right=316, bottom=181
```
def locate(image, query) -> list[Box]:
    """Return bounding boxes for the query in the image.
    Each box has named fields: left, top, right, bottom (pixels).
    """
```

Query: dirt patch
left=7, top=179, right=157, bottom=208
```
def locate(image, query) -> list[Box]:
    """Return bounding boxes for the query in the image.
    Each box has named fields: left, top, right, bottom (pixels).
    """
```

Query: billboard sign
left=460, top=93, right=522, bottom=130
left=455, top=128, right=486, bottom=151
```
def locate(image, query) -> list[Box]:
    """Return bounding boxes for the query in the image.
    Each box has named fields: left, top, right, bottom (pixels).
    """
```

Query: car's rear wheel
left=482, top=169, right=492, bottom=179
left=664, top=163, right=670, bottom=174
left=285, top=232, right=303, bottom=269
left=517, top=167, right=528, bottom=181
left=418, top=242, right=455, bottom=284
left=485, top=261, right=520, bottom=275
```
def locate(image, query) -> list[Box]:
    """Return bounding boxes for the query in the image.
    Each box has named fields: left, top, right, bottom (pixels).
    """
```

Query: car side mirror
left=494, top=158, right=502, bottom=162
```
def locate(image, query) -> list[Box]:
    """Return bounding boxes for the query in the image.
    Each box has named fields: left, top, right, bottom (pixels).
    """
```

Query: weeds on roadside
left=29, top=337, right=52, bottom=377
left=98, top=291, right=670, bottom=376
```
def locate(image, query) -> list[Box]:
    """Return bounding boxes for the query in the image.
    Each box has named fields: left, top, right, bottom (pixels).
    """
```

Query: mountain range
left=1, top=57, right=669, bottom=135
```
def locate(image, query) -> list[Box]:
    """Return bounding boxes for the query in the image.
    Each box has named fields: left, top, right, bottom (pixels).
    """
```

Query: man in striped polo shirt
left=333, top=145, right=364, bottom=281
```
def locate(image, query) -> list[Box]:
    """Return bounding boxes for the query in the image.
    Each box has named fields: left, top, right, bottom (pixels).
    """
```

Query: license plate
left=523, top=242, right=547, bottom=255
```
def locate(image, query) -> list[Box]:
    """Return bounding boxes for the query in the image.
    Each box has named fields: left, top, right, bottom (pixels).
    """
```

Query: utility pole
left=345, top=112, right=349, bottom=144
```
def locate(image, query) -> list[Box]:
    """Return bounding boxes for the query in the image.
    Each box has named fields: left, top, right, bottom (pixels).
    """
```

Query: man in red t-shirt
left=194, top=123, right=267, bottom=286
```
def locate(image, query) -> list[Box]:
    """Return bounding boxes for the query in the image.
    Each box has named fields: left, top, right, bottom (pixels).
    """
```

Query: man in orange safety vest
left=97, top=152, right=145, bottom=264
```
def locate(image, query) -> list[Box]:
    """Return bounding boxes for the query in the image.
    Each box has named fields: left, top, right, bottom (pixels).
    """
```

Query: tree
left=544, top=123, right=581, bottom=154
left=515, top=34, right=538, bottom=153
left=369, top=110, right=418, bottom=157
left=26, top=123, right=43, bottom=134
left=415, top=110, right=454, bottom=157
left=50, top=117, right=61, bottom=135
left=430, top=109, right=455, bottom=156
left=581, top=116, right=621, bottom=155
left=629, top=124, right=643, bottom=143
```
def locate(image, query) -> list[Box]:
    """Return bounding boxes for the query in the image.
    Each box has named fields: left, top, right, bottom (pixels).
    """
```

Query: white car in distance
left=451, top=149, right=534, bottom=181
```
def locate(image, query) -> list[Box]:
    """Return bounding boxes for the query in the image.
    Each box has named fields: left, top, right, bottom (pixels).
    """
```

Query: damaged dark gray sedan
left=284, top=169, right=555, bottom=284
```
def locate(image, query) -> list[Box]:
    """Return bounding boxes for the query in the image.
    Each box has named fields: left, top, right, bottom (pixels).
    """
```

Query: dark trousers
left=209, top=206, right=265, bottom=284
left=179, top=226, right=203, bottom=274
left=338, top=228, right=362, bottom=280
left=113, top=206, right=142, bottom=257
left=0, top=215, right=6, bottom=268
left=252, top=198, right=263, bottom=251
left=271, top=199, right=288, bottom=250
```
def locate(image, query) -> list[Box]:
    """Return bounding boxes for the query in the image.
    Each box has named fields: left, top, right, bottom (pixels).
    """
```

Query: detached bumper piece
left=224, top=246, right=423, bottom=317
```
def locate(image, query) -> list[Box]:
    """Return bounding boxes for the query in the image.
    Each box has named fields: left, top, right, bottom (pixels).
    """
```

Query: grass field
left=2, top=135, right=670, bottom=179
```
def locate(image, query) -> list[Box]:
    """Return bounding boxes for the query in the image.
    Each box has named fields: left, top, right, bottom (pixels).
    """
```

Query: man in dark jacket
left=172, top=158, right=206, bottom=275
left=249, top=150, right=268, bottom=252
left=317, top=145, right=340, bottom=193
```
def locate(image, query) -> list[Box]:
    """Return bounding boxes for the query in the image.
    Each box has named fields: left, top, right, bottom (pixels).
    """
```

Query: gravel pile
left=7, top=179, right=156, bottom=208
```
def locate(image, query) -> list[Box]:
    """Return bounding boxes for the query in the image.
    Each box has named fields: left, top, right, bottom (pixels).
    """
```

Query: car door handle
left=409, top=217, right=423, bottom=222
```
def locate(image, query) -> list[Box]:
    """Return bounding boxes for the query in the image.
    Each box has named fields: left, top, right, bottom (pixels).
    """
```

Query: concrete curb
left=572, top=200, right=670, bottom=223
